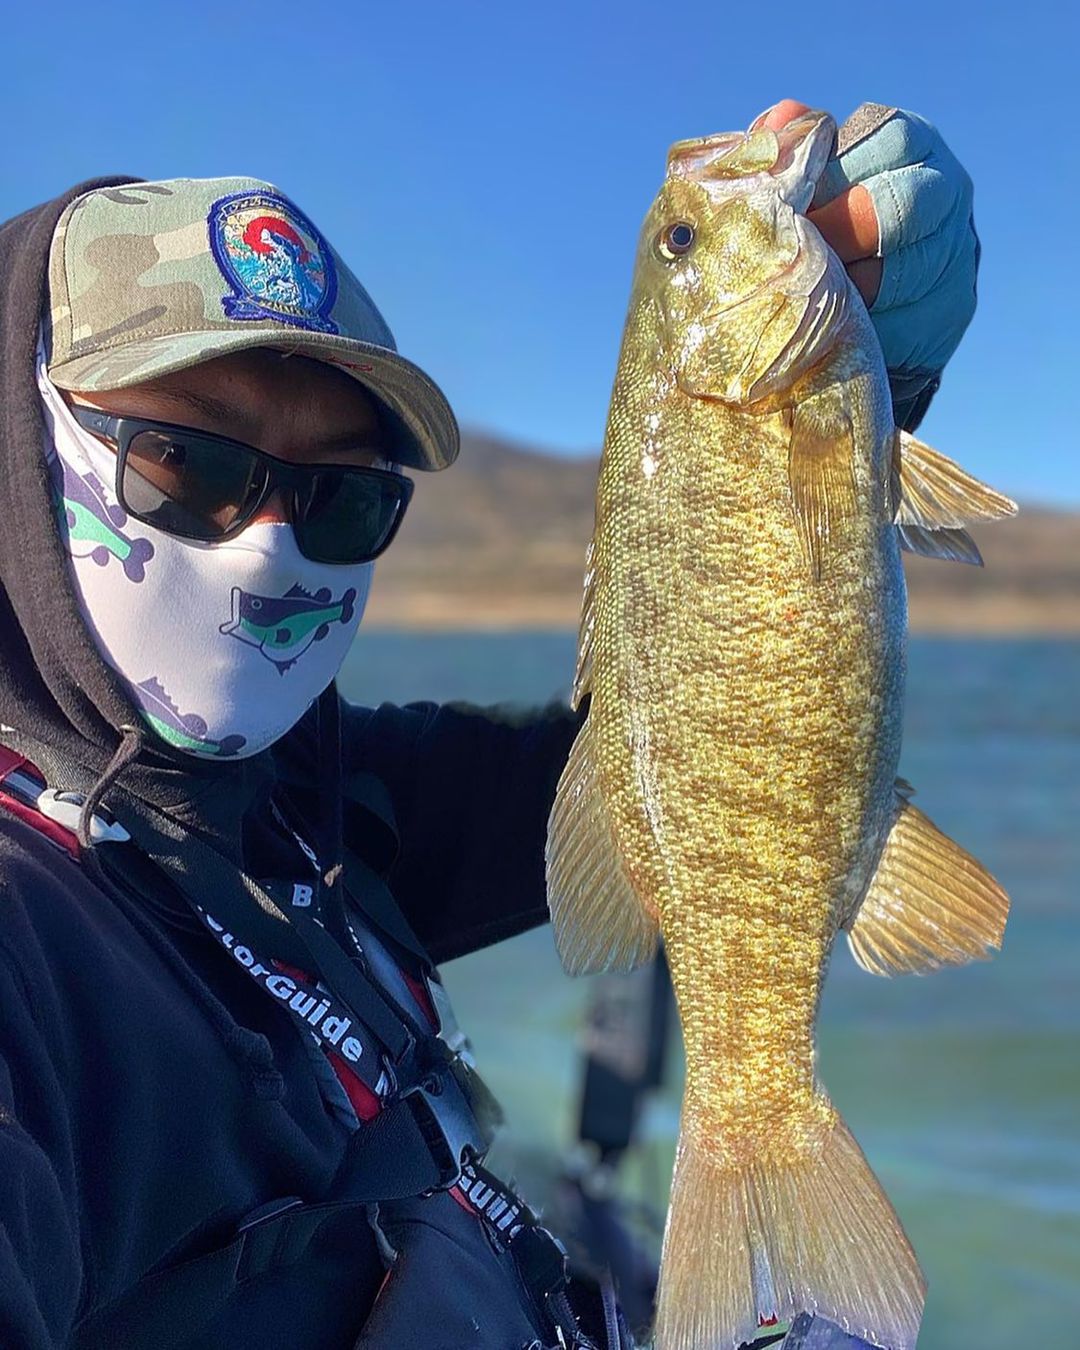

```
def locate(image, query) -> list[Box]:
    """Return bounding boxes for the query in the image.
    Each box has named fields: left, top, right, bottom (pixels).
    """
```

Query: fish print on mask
left=134, top=678, right=247, bottom=758
left=219, top=583, right=357, bottom=674
left=49, top=455, right=154, bottom=583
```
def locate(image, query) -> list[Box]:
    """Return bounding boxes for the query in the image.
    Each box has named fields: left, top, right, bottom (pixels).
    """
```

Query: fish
left=50, top=456, right=155, bottom=583
left=545, top=110, right=1016, bottom=1350
left=219, top=583, right=357, bottom=673
left=134, top=677, right=247, bottom=757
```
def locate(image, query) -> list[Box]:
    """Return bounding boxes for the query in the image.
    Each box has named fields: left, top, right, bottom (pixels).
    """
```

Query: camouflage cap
left=45, top=176, right=458, bottom=471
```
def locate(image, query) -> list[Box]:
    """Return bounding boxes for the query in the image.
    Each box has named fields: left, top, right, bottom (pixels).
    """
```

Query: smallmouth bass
left=546, top=110, right=1015, bottom=1350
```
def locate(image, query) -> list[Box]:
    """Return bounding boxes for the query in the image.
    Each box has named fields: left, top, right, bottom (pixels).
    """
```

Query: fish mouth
left=668, top=128, right=778, bottom=178
left=667, top=110, right=835, bottom=212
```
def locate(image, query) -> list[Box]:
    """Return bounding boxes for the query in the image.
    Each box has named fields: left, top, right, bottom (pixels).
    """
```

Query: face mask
left=37, top=354, right=373, bottom=760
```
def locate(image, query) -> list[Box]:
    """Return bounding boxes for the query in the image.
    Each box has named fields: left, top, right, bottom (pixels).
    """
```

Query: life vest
left=0, top=743, right=629, bottom=1349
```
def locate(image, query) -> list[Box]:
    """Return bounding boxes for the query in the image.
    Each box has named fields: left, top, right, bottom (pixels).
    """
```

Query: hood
left=0, top=179, right=277, bottom=836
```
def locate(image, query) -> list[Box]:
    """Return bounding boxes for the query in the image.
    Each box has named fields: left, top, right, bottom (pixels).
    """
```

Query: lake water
left=337, top=633, right=1079, bottom=1350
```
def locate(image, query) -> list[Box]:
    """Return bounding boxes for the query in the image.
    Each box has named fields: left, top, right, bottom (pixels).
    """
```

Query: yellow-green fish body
left=546, top=111, right=1015, bottom=1350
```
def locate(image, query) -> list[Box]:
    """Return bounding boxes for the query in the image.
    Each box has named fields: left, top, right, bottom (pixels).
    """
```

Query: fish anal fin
left=545, top=718, right=658, bottom=976
left=845, top=787, right=1010, bottom=977
left=788, top=393, right=858, bottom=583
left=894, top=429, right=1017, bottom=565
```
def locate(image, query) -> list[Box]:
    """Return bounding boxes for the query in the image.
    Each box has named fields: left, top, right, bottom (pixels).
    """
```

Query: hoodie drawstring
left=77, top=723, right=145, bottom=848
left=316, top=682, right=346, bottom=928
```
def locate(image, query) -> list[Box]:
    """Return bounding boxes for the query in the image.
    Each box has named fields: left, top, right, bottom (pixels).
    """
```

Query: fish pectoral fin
left=844, top=785, right=1010, bottom=976
left=894, top=430, right=1017, bottom=566
left=788, top=391, right=858, bottom=583
left=545, top=717, right=658, bottom=976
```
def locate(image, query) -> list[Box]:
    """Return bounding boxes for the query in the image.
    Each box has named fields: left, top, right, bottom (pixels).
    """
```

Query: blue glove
left=817, top=103, right=979, bottom=430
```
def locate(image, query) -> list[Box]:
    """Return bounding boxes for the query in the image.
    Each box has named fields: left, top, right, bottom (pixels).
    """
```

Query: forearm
left=343, top=698, right=584, bottom=964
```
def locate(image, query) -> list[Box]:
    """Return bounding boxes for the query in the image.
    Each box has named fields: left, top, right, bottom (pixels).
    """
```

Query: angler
left=0, top=100, right=981, bottom=1349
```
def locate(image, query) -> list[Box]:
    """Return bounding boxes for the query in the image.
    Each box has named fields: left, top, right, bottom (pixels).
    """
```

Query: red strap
left=0, top=791, right=81, bottom=860
left=0, top=746, right=30, bottom=778
left=403, top=971, right=438, bottom=1030
left=327, top=1050, right=382, bottom=1121
left=0, top=747, right=81, bottom=860
left=273, top=960, right=383, bottom=1121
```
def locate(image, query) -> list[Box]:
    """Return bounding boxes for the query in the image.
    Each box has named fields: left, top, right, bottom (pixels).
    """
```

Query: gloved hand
left=755, top=98, right=979, bottom=431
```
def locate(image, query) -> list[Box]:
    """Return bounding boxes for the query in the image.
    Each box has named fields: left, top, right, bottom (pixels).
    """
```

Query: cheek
left=658, top=261, right=715, bottom=372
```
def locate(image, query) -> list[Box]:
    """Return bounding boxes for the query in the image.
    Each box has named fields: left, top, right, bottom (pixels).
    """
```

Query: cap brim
left=47, top=329, right=459, bottom=472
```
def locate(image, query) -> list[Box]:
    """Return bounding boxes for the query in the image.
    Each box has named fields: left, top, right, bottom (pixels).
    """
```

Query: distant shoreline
left=362, top=432, right=1080, bottom=639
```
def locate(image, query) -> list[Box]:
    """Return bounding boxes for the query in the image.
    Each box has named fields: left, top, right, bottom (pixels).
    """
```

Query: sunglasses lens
left=117, top=419, right=409, bottom=562
left=296, top=470, right=409, bottom=564
left=122, top=429, right=263, bottom=539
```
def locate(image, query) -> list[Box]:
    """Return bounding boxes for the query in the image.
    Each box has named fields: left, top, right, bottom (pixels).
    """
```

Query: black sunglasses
left=69, top=406, right=414, bottom=565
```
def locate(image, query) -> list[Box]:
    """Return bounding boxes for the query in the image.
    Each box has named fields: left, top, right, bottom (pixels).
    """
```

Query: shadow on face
left=62, top=348, right=391, bottom=470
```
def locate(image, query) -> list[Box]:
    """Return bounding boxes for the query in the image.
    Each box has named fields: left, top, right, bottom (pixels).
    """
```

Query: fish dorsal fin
left=893, top=430, right=1017, bottom=565
left=545, top=717, right=659, bottom=976
left=571, top=539, right=596, bottom=708
left=843, top=782, right=1010, bottom=976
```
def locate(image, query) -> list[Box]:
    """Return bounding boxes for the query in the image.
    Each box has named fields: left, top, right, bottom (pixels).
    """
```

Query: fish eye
left=657, top=221, right=695, bottom=261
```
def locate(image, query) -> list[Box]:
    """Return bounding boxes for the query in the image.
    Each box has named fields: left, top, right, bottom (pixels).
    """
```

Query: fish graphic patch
left=208, top=190, right=339, bottom=333
left=135, top=678, right=247, bottom=757
left=219, top=583, right=357, bottom=673
left=50, top=457, right=154, bottom=583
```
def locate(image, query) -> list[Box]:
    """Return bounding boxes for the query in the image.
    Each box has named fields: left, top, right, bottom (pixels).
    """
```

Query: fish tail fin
left=654, top=1104, right=925, bottom=1350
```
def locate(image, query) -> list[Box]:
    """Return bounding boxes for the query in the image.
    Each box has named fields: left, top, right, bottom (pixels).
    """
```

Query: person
left=0, top=99, right=979, bottom=1350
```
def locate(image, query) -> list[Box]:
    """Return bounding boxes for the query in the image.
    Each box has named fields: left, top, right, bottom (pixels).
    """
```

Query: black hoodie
left=0, top=183, right=583, bottom=1348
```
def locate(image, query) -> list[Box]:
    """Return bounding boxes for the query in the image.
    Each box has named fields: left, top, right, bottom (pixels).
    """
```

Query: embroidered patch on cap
left=208, top=190, right=339, bottom=333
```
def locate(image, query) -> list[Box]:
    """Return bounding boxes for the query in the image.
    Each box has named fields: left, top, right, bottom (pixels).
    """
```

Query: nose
left=249, top=486, right=291, bottom=527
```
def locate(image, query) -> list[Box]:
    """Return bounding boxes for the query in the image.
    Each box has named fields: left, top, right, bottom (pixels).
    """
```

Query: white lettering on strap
left=321, top=1015, right=350, bottom=1046
left=266, top=973, right=297, bottom=1000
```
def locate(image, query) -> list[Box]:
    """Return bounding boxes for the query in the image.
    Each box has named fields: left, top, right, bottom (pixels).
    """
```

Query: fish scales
left=595, top=339, right=901, bottom=1153
left=546, top=110, right=1014, bottom=1350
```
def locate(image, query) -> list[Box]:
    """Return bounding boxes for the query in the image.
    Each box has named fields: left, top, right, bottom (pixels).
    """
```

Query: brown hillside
left=365, top=433, right=1079, bottom=633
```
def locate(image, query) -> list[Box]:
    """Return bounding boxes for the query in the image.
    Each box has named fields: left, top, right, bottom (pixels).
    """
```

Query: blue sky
left=3, top=1, right=1074, bottom=504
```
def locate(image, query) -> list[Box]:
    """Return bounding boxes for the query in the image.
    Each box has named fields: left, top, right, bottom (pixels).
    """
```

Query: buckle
left=0, top=759, right=131, bottom=846
left=426, top=974, right=476, bottom=1065
left=508, top=1223, right=569, bottom=1298
left=402, top=1042, right=503, bottom=1188
left=37, top=788, right=131, bottom=844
